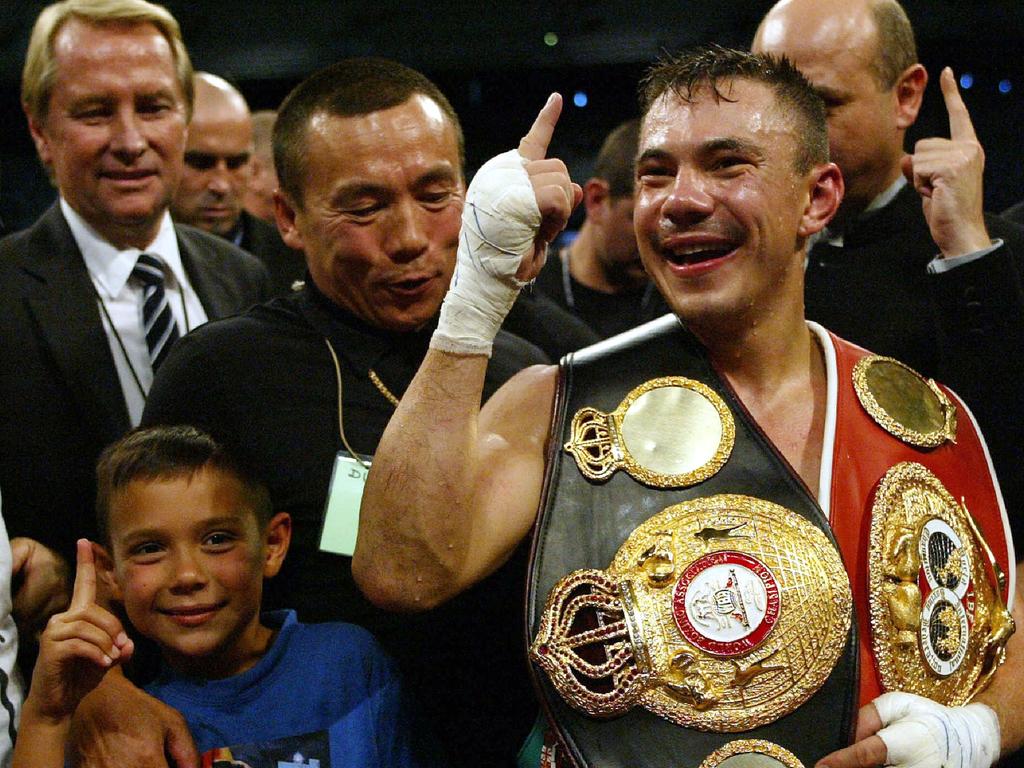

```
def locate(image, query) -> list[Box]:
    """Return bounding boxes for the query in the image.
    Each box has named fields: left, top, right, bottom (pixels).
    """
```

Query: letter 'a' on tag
left=319, top=451, right=371, bottom=557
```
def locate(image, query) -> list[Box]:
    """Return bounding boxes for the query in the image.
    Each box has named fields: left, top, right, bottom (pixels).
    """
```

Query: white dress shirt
left=61, top=199, right=208, bottom=425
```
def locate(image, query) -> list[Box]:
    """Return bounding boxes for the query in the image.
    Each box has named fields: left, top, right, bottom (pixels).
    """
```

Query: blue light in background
left=959, top=73, right=974, bottom=89
left=999, top=79, right=1012, bottom=94
left=573, top=91, right=588, bottom=108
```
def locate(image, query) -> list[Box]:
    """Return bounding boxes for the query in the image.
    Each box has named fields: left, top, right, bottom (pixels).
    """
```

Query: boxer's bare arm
left=354, top=355, right=556, bottom=611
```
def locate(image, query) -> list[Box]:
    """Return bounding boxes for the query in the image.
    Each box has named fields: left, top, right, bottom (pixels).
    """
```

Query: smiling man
left=0, top=0, right=267, bottom=576
left=140, top=57, right=546, bottom=765
left=356, top=47, right=1023, bottom=768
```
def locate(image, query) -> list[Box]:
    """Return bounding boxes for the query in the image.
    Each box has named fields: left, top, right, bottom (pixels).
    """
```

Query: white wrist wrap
left=874, top=692, right=999, bottom=768
left=432, top=149, right=540, bottom=356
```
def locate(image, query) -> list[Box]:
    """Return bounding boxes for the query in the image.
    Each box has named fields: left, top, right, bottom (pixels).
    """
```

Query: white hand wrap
left=874, top=692, right=1000, bottom=768
left=432, top=149, right=540, bottom=356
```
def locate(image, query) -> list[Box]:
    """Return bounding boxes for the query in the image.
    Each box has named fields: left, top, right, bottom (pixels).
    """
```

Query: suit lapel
left=177, top=226, right=230, bottom=319
left=20, top=206, right=131, bottom=441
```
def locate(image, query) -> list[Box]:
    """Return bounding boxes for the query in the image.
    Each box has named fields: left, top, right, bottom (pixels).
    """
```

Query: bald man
left=172, top=73, right=303, bottom=294
left=753, top=0, right=1024, bottom=559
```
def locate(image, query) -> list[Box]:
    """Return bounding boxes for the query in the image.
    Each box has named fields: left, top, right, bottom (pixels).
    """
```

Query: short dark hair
left=593, top=118, right=640, bottom=199
left=639, top=44, right=828, bottom=173
left=273, top=57, right=464, bottom=208
left=96, top=425, right=272, bottom=544
left=869, top=0, right=917, bottom=89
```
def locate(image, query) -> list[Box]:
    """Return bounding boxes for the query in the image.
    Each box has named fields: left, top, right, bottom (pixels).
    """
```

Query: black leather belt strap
left=526, top=315, right=858, bottom=768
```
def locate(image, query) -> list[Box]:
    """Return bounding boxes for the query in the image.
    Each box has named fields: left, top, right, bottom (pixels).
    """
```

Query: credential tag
left=319, top=451, right=371, bottom=557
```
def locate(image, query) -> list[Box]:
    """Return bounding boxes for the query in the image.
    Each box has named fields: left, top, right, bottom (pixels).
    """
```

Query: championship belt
left=826, top=340, right=1014, bottom=706
left=528, top=318, right=858, bottom=768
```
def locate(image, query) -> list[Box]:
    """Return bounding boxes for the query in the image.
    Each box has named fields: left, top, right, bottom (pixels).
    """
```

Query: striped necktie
left=132, top=253, right=180, bottom=371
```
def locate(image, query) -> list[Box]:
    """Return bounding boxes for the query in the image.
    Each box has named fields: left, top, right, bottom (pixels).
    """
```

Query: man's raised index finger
left=941, top=67, right=978, bottom=142
left=518, top=93, right=562, bottom=161
left=70, top=537, right=97, bottom=609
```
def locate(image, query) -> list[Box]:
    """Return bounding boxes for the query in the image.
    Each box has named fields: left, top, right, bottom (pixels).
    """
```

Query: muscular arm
left=353, top=355, right=556, bottom=611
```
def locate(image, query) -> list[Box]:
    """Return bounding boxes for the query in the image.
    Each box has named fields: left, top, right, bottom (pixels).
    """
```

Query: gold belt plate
left=868, top=462, right=1013, bottom=704
left=697, top=739, right=805, bottom=768
left=564, top=376, right=735, bottom=488
left=532, top=494, right=852, bottom=732
left=853, top=356, right=956, bottom=448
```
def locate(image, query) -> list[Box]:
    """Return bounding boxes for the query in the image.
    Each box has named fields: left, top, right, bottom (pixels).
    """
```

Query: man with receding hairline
left=171, top=73, right=302, bottom=295
left=753, top=0, right=1024, bottom=562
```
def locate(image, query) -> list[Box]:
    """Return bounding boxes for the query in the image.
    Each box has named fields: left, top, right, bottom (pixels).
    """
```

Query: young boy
left=15, top=425, right=429, bottom=767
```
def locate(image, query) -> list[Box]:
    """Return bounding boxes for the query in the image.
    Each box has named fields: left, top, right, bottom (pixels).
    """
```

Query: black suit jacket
left=806, top=183, right=1024, bottom=547
left=238, top=210, right=306, bottom=297
left=0, top=204, right=270, bottom=557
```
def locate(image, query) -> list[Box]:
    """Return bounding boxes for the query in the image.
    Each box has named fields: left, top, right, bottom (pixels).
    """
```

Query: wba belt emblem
left=531, top=494, right=852, bottom=732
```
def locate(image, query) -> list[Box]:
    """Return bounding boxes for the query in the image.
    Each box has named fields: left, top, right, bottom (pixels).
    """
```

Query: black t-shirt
left=143, top=280, right=547, bottom=766
left=534, top=248, right=669, bottom=339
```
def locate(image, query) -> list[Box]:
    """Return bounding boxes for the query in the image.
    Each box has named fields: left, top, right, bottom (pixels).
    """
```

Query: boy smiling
left=15, top=426, right=427, bottom=767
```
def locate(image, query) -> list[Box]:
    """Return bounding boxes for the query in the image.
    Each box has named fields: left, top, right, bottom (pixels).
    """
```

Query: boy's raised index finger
left=941, top=67, right=978, bottom=142
left=71, top=537, right=96, bottom=609
left=518, top=93, right=562, bottom=161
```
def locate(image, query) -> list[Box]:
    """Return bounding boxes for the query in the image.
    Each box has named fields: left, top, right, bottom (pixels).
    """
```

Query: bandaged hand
left=432, top=93, right=580, bottom=356
left=874, top=692, right=999, bottom=768
left=816, top=692, right=1000, bottom=768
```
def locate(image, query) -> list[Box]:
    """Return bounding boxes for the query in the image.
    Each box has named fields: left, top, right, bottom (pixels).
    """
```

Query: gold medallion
left=868, top=462, right=1014, bottom=704
left=698, top=739, right=805, bottom=768
left=564, top=377, right=735, bottom=488
left=852, top=356, right=956, bottom=448
left=531, top=495, right=852, bottom=731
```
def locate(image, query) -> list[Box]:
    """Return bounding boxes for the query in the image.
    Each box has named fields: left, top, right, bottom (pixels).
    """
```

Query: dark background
left=2, top=1, right=1023, bottom=232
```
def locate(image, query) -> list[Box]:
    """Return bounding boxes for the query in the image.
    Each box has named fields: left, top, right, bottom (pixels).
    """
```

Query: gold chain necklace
left=367, top=369, right=400, bottom=407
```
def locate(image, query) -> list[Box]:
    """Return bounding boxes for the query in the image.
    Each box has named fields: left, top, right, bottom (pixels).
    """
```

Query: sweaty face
left=634, top=82, right=812, bottom=331
left=595, top=194, right=646, bottom=289
left=172, top=110, right=252, bottom=236
left=107, top=469, right=274, bottom=679
left=282, top=95, right=464, bottom=332
left=754, top=16, right=903, bottom=213
left=29, top=19, right=187, bottom=249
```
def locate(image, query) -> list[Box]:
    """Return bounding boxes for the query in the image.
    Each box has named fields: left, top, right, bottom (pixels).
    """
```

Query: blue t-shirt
left=145, top=610, right=428, bottom=767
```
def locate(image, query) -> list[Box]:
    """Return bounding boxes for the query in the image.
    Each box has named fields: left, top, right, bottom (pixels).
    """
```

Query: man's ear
left=273, top=191, right=305, bottom=252
left=894, top=63, right=928, bottom=130
left=92, top=543, right=123, bottom=607
left=582, top=178, right=611, bottom=222
left=799, top=162, right=844, bottom=238
left=262, top=512, right=292, bottom=579
left=24, top=107, right=53, bottom=168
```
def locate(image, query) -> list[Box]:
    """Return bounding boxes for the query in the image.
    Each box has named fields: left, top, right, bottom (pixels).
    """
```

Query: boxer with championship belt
left=355, top=46, right=1024, bottom=768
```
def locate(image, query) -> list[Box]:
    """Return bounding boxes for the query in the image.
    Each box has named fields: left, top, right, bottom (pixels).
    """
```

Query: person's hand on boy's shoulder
left=69, top=670, right=199, bottom=768
left=11, top=536, right=71, bottom=642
